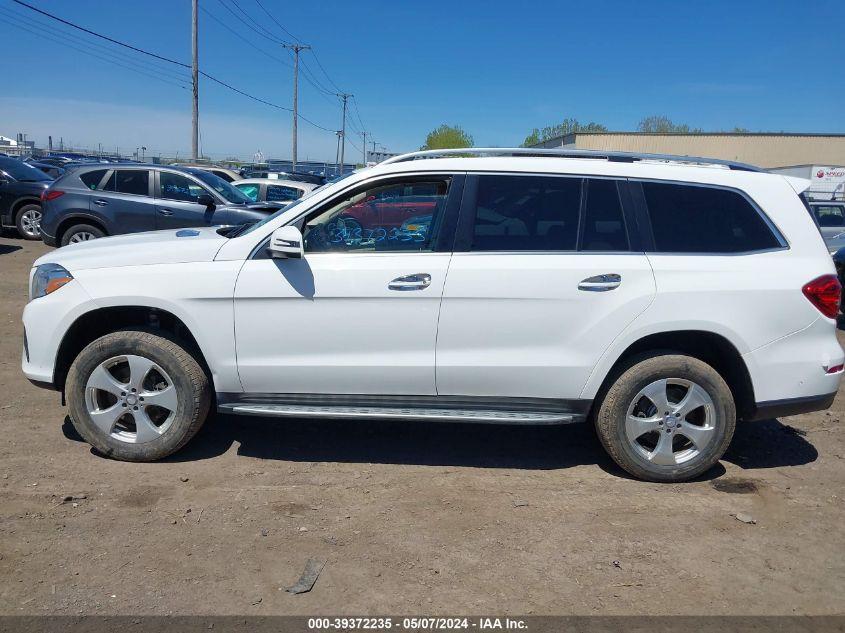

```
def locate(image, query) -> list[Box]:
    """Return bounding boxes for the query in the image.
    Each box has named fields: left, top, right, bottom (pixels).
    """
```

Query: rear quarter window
left=79, top=169, right=107, bottom=190
left=642, top=182, right=782, bottom=253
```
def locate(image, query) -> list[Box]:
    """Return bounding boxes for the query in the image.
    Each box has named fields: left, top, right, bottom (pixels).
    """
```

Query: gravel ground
left=1, top=235, right=844, bottom=615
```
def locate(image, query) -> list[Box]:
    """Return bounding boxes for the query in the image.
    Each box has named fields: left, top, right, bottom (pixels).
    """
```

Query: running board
left=217, top=403, right=579, bottom=425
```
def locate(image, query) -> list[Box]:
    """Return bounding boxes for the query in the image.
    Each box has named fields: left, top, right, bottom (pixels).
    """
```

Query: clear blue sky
left=1, top=0, right=843, bottom=162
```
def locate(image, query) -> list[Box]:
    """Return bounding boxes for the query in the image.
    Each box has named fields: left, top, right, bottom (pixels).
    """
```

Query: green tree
left=420, top=125, right=474, bottom=150
left=521, top=118, right=607, bottom=147
left=637, top=115, right=702, bottom=134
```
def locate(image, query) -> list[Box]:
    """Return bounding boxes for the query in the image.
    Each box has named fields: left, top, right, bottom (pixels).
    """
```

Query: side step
left=217, top=403, right=578, bottom=425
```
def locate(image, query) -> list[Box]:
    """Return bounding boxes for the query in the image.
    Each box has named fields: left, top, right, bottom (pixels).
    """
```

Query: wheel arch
left=56, top=215, right=108, bottom=245
left=587, top=329, right=756, bottom=421
left=53, top=305, right=212, bottom=395
left=11, top=196, right=41, bottom=216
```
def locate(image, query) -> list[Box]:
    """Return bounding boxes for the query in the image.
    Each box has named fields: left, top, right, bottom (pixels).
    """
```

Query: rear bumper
left=745, top=391, right=837, bottom=422
left=39, top=227, right=57, bottom=246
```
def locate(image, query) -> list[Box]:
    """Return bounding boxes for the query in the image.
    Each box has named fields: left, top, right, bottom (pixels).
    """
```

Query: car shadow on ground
left=62, top=413, right=819, bottom=477
left=0, top=244, right=22, bottom=255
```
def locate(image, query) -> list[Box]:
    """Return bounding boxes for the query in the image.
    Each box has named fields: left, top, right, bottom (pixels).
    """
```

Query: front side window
left=103, top=169, right=149, bottom=196
left=160, top=172, right=206, bottom=203
left=235, top=183, right=260, bottom=202
left=267, top=185, right=302, bottom=202
left=471, top=175, right=581, bottom=251
left=303, top=179, right=450, bottom=253
left=643, top=182, right=782, bottom=253
left=813, top=205, right=845, bottom=228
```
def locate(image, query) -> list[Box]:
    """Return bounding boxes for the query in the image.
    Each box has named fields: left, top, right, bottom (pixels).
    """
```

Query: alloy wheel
left=625, top=378, right=717, bottom=466
left=84, top=355, right=178, bottom=443
left=69, top=231, right=97, bottom=243
left=19, top=208, right=41, bottom=238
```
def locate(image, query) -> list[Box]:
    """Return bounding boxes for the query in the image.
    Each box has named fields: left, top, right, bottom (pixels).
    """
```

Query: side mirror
left=197, top=193, right=216, bottom=210
left=268, top=225, right=304, bottom=259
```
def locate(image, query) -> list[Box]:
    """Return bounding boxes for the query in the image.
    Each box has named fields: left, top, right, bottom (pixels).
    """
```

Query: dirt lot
left=1, top=235, right=844, bottom=616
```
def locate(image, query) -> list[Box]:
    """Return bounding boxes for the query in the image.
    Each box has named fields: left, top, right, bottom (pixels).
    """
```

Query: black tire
left=15, top=203, right=42, bottom=240
left=66, top=330, right=211, bottom=462
left=60, top=223, right=105, bottom=246
left=595, top=354, right=736, bottom=482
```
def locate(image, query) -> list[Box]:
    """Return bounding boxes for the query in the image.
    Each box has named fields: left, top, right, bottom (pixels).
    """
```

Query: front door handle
left=388, top=273, right=431, bottom=291
left=578, top=273, right=621, bottom=292
left=158, top=208, right=173, bottom=216
left=93, top=199, right=108, bottom=207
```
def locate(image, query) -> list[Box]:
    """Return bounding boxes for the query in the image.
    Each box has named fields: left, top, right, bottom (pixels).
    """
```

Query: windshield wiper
left=226, top=219, right=259, bottom=238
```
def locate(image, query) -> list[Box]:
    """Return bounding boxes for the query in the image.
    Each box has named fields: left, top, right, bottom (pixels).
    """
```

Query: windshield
left=191, top=169, right=252, bottom=204
left=0, top=158, right=51, bottom=182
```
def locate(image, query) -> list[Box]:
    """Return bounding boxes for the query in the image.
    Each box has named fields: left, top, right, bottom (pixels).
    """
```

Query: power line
left=217, top=0, right=281, bottom=44
left=229, top=0, right=275, bottom=42
left=0, top=5, right=191, bottom=84
left=10, top=0, right=336, bottom=133
left=0, top=13, right=190, bottom=90
left=200, top=5, right=291, bottom=68
left=253, top=0, right=301, bottom=44
left=309, top=49, right=344, bottom=95
left=11, top=0, right=191, bottom=68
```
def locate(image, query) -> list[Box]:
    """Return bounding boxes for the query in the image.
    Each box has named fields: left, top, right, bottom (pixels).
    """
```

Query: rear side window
left=79, top=169, right=107, bottom=190
left=813, top=204, right=845, bottom=228
left=582, top=179, right=628, bottom=251
left=103, top=170, right=150, bottom=196
left=471, top=175, right=581, bottom=251
left=643, top=182, right=781, bottom=253
left=267, top=185, right=302, bottom=202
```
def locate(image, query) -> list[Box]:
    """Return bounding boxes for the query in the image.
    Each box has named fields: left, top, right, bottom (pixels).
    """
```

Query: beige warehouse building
left=529, top=132, right=845, bottom=169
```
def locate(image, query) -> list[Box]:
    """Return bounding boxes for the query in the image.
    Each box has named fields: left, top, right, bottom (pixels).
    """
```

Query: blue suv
left=40, top=164, right=281, bottom=246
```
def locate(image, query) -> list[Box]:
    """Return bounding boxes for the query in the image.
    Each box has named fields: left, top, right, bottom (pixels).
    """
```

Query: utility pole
left=335, top=130, right=342, bottom=175
left=338, top=93, right=351, bottom=173
left=191, top=0, right=199, bottom=161
left=360, top=131, right=367, bottom=164
left=283, top=43, right=311, bottom=171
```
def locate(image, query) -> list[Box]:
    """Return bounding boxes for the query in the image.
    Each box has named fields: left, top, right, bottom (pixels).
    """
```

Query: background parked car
left=232, top=178, right=317, bottom=204
left=40, top=164, right=280, bottom=246
left=171, top=164, right=242, bottom=183
left=0, top=156, right=51, bottom=239
left=809, top=200, right=845, bottom=253
left=28, top=162, right=66, bottom=180
left=244, top=169, right=325, bottom=185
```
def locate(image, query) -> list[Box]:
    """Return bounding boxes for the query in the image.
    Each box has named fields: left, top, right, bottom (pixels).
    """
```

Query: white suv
left=21, top=149, right=844, bottom=482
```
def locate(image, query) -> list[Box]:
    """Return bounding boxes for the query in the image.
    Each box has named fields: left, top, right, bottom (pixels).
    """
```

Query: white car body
left=21, top=149, right=844, bottom=477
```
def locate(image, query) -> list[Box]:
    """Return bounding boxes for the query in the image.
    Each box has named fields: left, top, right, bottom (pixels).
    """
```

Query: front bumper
left=21, top=278, right=96, bottom=387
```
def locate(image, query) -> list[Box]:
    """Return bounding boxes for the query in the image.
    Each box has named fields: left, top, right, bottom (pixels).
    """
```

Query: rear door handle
left=578, top=273, right=621, bottom=292
left=388, top=273, right=431, bottom=291
left=93, top=199, right=108, bottom=207
left=158, top=208, right=173, bottom=216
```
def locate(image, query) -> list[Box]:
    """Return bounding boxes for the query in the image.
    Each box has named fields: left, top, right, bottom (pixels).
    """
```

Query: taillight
left=802, top=274, right=841, bottom=319
left=41, top=190, right=65, bottom=202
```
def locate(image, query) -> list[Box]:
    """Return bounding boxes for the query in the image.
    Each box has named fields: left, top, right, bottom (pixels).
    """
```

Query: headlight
left=30, top=263, right=73, bottom=300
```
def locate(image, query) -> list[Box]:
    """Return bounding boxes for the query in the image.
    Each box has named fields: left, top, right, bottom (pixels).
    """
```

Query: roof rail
left=380, top=147, right=763, bottom=172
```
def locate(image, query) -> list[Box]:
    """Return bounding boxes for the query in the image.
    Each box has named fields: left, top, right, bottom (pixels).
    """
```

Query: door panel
left=92, top=169, right=155, bottom=234
left=234, top=253, right=451, bottom=394
left=155, top=171, right=215, bottom=229
left=436, top=253, right=656, bottom=399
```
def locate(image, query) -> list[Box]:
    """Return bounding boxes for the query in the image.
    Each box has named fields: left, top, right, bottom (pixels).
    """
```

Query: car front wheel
left=595, top=354, right=736, bottom=482
left=66, top=330, right=211, bottom=462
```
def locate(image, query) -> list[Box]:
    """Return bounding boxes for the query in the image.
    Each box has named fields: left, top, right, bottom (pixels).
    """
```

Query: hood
left=34, top=226, right=229, bottom=272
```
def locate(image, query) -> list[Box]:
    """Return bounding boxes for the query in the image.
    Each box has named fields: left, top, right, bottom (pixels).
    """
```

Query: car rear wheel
left=61, top=223, right=105, bottom=246
left=594, top=354, right=736, bottom=482
left=66, top=330, right=211, bottom=462
left=15, top=203, right=42, bottom=240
